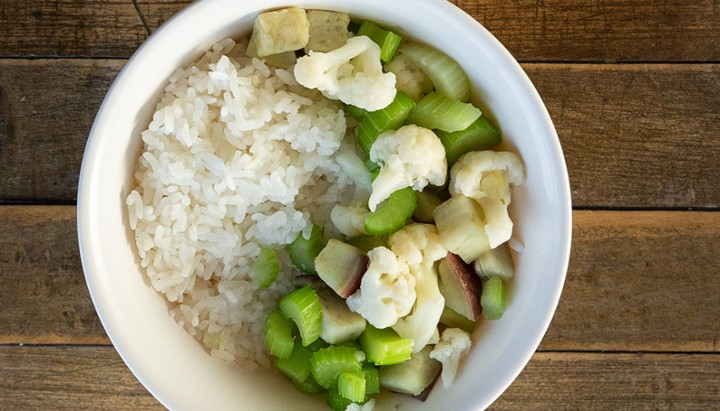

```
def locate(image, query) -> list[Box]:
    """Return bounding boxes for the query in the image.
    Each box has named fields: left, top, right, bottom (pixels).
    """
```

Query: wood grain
left=1, top=62, right=718, bottom=206
left=2, top=207, right=718, bottom=351
left=1, top=346, right=717, bottom=410
left=1, top=1, right=719, bottom=61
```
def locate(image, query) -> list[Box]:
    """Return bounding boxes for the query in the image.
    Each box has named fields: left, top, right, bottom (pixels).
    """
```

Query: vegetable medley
left=246, top=7, right=525, bottom=410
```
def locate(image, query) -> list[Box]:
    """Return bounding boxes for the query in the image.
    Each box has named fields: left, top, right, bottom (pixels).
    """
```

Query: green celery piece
left=338, top=371, right=366, bottom=402
left=279, top=286, right=323, bottom=346
left=436, top=116, right=501, bottom=167
left=481, top=276, right=506, bottom=320
left=292, top=375, right=326, bottom=395
left=252, top=246, right=281, bottom=288
left=357, top=90, right=415, bottom=154
left=398, top=42, right=471, bottom=102
left=364, top=159, right=381, bottom=181
left=288, top=224, right=325, bottom=275
left=357, top=20, right=402, bottom=63
left=326, top=388, right=355, bottom=411
left=345, top=235, right=386, bottom=253
left=364, top=187, right=417, bottom=236
left=359, top=325, right=414, bottom=366
left=274, top=343, right=314, bottom=384
left=406, top=91, right=481, bottom=133
left=343, top=103, right=368, bottom=118
left=264, top=309, right=295, bottom=359
left=310, top=345, right=364, bottom=389
left=362, top=364, right=380, bottom=395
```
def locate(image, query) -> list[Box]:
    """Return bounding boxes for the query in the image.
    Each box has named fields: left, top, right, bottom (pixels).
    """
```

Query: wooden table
left=1, top=1, right=719, bottom=409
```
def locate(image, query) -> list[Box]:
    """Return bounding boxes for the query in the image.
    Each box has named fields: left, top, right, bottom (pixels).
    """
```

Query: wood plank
left=0, top=1, right=718, bottom=61
left=2, top=61, right=719, bottom=207
left=1, top=346, right=718, bottom=410
left=2, top=207, right=719, bottom=351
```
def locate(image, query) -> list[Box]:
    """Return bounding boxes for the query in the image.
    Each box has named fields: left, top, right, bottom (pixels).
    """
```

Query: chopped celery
left=397, top=42, right=471, bottom=102
left=264, top=309, right=295, bottom=359
left=338, top=371, right=366, bottom=402
left=436, top=116, right=502, bottom=167
left=306, top=337, right=330, bottom=352
left=406, top=91, right=481, bottom=132
left=326, top=388, right=355, bottom=411
left=345, top=235, right=386, bottom=253
left=279, top=286, right=323, bottom=346
left=288, top=224, right=325, bottom=275
left=364, top=159, right=381, bottom=181
left=481, top=276, right=506, bottom=320
left=274, top=343, right=314, bottom=384
left=357, top=90, right=415, bottom=154
left=310, top=345, right=363, bottom=389
left=359, top=325, right=414, bottom=366
left=357, top=20, right=402, bottom=63
left=343, top=103, right=368, bottom=118
left=292, top=375, right=326, bottom=395
left=362, top=364, right=380, bottom=395
left=252, top=246, right=281, bottom=288
left=364, top=187, right=417, bottom=236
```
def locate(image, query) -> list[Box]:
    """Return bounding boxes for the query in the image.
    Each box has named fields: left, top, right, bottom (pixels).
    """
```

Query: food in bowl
left=125, top=7, right=525, bottom=410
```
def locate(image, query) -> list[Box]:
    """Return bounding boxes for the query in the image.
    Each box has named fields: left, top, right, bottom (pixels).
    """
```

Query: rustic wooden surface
left=1, top=0, right=718, bottom=410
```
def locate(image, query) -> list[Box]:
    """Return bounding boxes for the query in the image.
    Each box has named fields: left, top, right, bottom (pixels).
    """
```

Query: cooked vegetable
left=345, top=235, right=386, bottom=253
left=437, top=252, right=483, bottom=322
left=384, top=53, right=433, bottom=102
left=433, top=195, right=491, bottom=263
left=251, top=246, right=281, bottom=288
left=412, top=189, right=444, bottom=223
left=338, top=371, right=367, bottom=402
left=362, top=363, right=381, bottom=395
left=250, top=7, right=310, bottom=57
left=274, top=343, right=314, bottom=384
left=359, top=325, right=414, bottom=366
left=310, top=345, right=364, bottom=388
left=429, top=327, right=472, bottom=387
left=346, top=246, right=416, bottom=329
left=330, top=205, right=370, bottom=238
left=406, top=92, right=481, bottom=132
left=357, top=20, right=402, bottom=63
left=436, top=116, right=502, bottom=167
left=439, top=306, right=475, bottom=334
left=316, top=286, right=367, bottom=345
left=305, top=10, right=351, bottom=52
left=378, top=345, right=441, bottom=397
left=449, top=150, right=525, bottom=247
left=292, top=375, right=326, bottom=394
left=396, top=41, right=471, bottom=102
left=279, top=286, right=323, bottom=346
left=474, top=241, right=515, bottom=281
left=288, top=224, right=326, bottom=275
left=364, top=187, right=417, bottom=236
left=294, top=36, right=397, bottom=111
left=368, top=125, right=447, bottom=211
left=315, top=239, right=369, bottom=298
left=480, top=276, right=506, bottom=320
left=357, top=90, right=415, bottom=154
left=264, top=309, right=295, bottom=359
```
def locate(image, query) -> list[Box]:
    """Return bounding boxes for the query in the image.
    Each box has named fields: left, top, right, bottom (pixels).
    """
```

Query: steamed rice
left=126, top=38, right=354, bottom=368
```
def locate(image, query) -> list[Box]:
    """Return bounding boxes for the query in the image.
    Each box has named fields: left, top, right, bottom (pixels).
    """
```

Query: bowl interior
left=78, top=0, right=572, bottom=410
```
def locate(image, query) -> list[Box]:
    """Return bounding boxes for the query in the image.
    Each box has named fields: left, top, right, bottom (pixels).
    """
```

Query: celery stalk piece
left=436, top=116, right=502, bottom=167
left=292, top=375, right=326, bottom=395
left=252, top=246, right=281, bottom=288
left=288, top=224, right=325, bottom=275
left=362, top=364, right=381, bottom=395
left=326, top=388, right=355, bottom=411
left=279, top=286, right=323, bottom=346
left=364, top=187, right=417, bottom=236
left=343, top=103, right=368, bottom=118
left=359, top=325, right=414, bottom=366
left=406, top=92, right=481, bottom=133
left=345, top=235, right=386, bottom=253
left=264, top=309, right=295, bottom=359
left=481, top=276, right=506, bottom=320
left=397, top=42, right=471, bottom=102
left=274, top=343, right=314, bottom=384
left=357, top=20, right=402, bottom=63
left=338, top=371, right=367, bottom=402
left=310, top=345, right=364, bottom=389
left=364, top=159, right=381, bottom=181
left=357, top=91, right=416, bottom=154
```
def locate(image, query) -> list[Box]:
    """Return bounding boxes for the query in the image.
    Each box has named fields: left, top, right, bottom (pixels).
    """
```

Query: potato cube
left=251, top=7, right=309, bottom=57
left=305, top=10, right=351, bottom=52
left=433, top=195, right=491, bottom=263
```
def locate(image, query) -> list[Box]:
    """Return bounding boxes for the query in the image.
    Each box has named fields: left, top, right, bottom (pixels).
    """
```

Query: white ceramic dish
left=78, top=0, right=572, bottom=410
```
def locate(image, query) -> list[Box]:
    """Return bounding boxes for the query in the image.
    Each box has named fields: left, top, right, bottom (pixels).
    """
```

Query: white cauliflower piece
left=384, top=53, right=433, bottom=102
left=368, top=125, right=447, bottom=211
left=389, top=224, right=447, bottom=352
left=449, top=151, right=525, bottom=248
left=330, top=205, right=369, bottom=237
left=294, top=35, right=396, bottom=111
left=429, top=328, right=472, bottom=387
left=346, top=247, right=416, bottom=329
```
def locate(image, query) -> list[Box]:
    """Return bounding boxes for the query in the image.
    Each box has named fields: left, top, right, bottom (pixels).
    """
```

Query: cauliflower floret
left=449, top=150, right=525, bottom=248
left=388, top=224, right=447, bottom=352
left=294, top=35, right=397, bottom=111
left=384, top=53, right=433, bottom=102
left=429, top=328, right=472, bottom=387
left=368, top=125, right=447, bottom=211
left=346, top=247, right=416, bottom=329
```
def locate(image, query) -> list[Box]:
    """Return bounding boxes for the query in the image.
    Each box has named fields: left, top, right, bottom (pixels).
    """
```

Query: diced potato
left=250, top=7, right=309, bottom=57
left=245, top=39, right=297, bottom=69
left=433, top=195, right=491, bottom=263
left=305, top=10, right=351, bottom=52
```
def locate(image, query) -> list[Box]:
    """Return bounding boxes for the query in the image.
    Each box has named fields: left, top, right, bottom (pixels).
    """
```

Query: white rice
left=126, top=38, right=354, bottom=368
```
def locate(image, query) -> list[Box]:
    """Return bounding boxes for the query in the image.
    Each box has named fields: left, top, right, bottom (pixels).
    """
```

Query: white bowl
left=78, top=0, right=572, bottom=410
